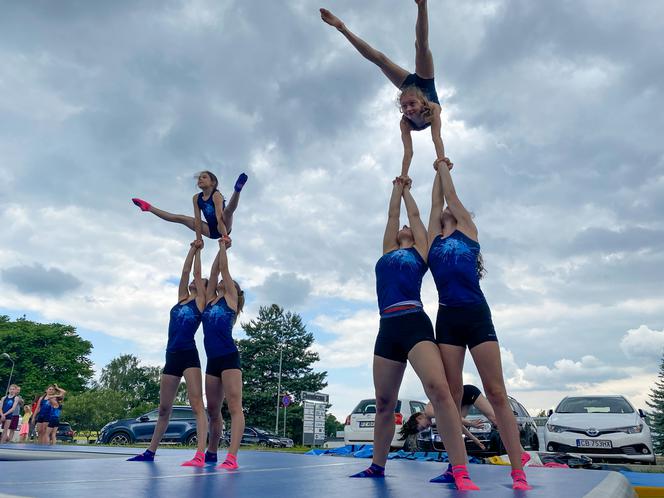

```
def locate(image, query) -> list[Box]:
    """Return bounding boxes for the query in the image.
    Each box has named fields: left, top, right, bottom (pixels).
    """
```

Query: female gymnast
left=132, top=171, right=248, bottom=245
left=320, top=0, right=445, bottom=176
left=128, top=242, right=209, bottom=466
left=427, top=160, right=531, bottom=490
left=353, top=175, right=478, bottom=490
left=202, top=239, right=245, bottom=470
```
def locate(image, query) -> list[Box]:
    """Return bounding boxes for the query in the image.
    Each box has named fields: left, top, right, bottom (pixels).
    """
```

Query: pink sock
left=181, top=450, right=205, bottom=467
left=217, top=453, right=238, bottom=470
left=132, top=198, right=152, bottom=212
left=452, top=465, right=480, bottom=491
left=511, top=469, right=532, bottom=490
left=521, top=451, right=531, bottom=467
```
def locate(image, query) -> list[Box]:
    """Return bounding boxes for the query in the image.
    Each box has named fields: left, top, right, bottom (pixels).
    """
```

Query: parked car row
left=343, top=393, right=656, bottom=464
left=96, top=406, right=293, bottom=448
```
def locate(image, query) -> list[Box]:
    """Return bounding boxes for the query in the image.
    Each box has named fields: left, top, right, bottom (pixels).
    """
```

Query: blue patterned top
left=202, top=297, right=237, bottom=357
left=167, top=300, right=202, bottom=352
left=375, top=247, right=427, bottom=316
left=197, top=190, right=221, bottom=239
left=428, top=231, right=485, bottom=306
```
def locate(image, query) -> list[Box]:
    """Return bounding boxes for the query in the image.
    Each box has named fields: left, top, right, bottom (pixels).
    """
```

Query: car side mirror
left=638, top=409, right=646, bottom=418
left=139, top=416, right=149, bottom=422
left=547, top=409, right=553, bottom=417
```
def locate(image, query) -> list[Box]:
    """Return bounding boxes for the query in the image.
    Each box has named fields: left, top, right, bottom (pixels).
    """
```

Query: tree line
left=0, top=305, right=344, bottom=444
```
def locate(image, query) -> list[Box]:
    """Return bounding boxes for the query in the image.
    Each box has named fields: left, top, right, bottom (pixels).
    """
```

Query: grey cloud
left=252, top=272, right=312, bottom=310
left=1, top=264, right=81, bottom=297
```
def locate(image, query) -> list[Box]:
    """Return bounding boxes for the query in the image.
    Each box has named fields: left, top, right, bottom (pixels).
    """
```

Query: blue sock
left=430, top=463, right=454, bottom=483
left=127, top=449, right=155, bottom=462
left=350, top=463, right=385, bottom=478
left=234, top=173, right=248, bottom=192
left=205, top=451, right=218, bottom=463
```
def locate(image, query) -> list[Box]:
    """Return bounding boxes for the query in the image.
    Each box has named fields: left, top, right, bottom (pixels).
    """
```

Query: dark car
left=417, top=395, right=539, bottom=455
left=97, top=406, right=199, bottom=445
left=56, top=422, right=75, bottom=443
left=240, top=427, right=293, bottom=447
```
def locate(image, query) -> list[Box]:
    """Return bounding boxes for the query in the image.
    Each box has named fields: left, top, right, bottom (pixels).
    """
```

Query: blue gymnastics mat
left=0, top=444, right=634, bottom=498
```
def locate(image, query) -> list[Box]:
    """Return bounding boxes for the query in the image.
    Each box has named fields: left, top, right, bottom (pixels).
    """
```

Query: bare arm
left=462, top=425, right=486, bottom=450
left=402, top=183, right=428, bottom=260
left=382, top=179, right=403, bottom=254
left=192, top=244, right=206, bottom=311
left=212, top=192, right=229, bottom=239
left=206, top=251, right=220, bottom=304
left=436, top=159, right=477, bottom=237
left=216, top=240, right=238, bottom=312
left=178, top=244, right=198, bottom=303
left=54, top=385, right=66, bottom=398
left=427, top=167, right=444, bottom=249
left=400, top=119, right=414, bottom=177
left=429, top=105, right=445, bottom=160
left=193, top=194, right=203, bottom=245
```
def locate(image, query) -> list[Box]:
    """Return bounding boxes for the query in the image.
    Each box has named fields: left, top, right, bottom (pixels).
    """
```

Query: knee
left=415, top=39, right=429, bottom=52
left=425, top=382, right=453, bottom=406
left=189, top=397, right=205, bottom=415
left=158, top=404, right=173, bottom=418
left=484, top=385, right=508, bottom=406
left=375, top=395, right=397, bottom=415
left=227, top=398, right=244, bottom=416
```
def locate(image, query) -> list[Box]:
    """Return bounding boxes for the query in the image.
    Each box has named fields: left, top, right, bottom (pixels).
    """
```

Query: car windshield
left=353, top=399, right=402, bottom=414
left=255, top=428, right=278, bottom=437
left=557, top=397, right=633, bottom=414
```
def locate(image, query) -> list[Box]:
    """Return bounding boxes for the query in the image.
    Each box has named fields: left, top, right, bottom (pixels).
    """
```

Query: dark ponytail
left=398, top=412, right=424, bottom=440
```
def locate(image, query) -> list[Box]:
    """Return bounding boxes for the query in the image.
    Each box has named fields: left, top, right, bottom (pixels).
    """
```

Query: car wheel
left=258, top=440, right=267, bottom=447
left=185, top=433, right=197, bottom=446
left=109, top=431, right=133, bottom=445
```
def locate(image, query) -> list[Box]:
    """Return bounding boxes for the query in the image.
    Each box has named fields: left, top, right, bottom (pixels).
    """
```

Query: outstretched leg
left=320, top=8, right=410, bottom=88
left=132, top=200, right=212, bottom=238
left=414, top=0, right=434, bottom=79
left=222, top=173, right=248, bottom=233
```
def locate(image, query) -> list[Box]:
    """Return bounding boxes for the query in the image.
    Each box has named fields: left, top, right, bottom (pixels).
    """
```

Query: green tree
left=237, top=305, right=327, bottom=435
left=647, top=354, right=664, bottom=454
left=65, top=389, right=127, bottom=440
left=0, top=315, right=93, bottom=396
left=97, top=354, right=161, bottom=414
left=325, top=413, right=344, bottom=438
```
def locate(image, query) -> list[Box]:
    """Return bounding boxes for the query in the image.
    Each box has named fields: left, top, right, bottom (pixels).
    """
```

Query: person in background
left=1, top=384, right=24, bottom=443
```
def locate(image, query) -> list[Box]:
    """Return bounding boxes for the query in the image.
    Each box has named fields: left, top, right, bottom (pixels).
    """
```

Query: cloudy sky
left=1, top=0, right=663, bottom=422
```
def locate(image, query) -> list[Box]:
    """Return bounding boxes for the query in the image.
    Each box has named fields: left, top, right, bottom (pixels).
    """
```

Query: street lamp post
left=1, top=353, right=15, bottom=395
left=275, top=345, right=283, bottom=434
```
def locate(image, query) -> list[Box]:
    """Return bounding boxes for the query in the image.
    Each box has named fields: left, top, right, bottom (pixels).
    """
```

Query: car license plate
left=576, top=439, right=612, bottom=448
left=359, top=421, right=374, bottom=428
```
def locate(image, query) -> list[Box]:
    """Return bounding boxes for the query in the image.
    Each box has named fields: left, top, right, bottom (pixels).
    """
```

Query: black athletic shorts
left=47, top=417, right=60, bottom=428
left=35, top=414, right=49, bottom=424
left=436, top=301, right=498, bottom=350
left=163, top=348, right=201, bottom=377
left=462, top=385, right=482, bottom=407
left=374, top=309, right=436, bottom=363
left=205, top=351, right=241, bottom=377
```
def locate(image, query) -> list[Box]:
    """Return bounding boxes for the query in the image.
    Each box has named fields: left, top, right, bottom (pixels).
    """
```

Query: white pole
left=275, top=347, right=283, bottom=434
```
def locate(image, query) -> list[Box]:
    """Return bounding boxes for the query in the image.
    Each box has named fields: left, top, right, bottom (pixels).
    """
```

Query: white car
left=344, top=398, right=426, bottom=448
left=544, top=395, right=655, bottom=464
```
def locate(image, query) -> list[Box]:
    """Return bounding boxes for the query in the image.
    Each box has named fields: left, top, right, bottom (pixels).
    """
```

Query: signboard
left=282, top=395, right=291, bottom=407
left=301, top=391, right=328, bottom=446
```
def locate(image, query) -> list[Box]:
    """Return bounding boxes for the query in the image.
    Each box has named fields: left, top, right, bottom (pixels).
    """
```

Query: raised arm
left=402, top=182, right=428, bottom=260
left=383, top=178, right=404, bottom=254
left=178, top=243, right=198, bottom=303
left=216, top=240, right=238, bottom=312
left=54, top=385, right=66, bottom=398
left=435, top=158, right=477, bottom=237
left=400, top=119, right=414, bottom=177
left=212, top=191, right=229, bottom=240
left=192, top=243, right=206, bottom=311
left=206, top=250, right=221, bottom=304
left=429, top=105, right=445, bottom=161
left=427, top=167, right=444, bottom=248
left=193, top=194, right=204, bottom=246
